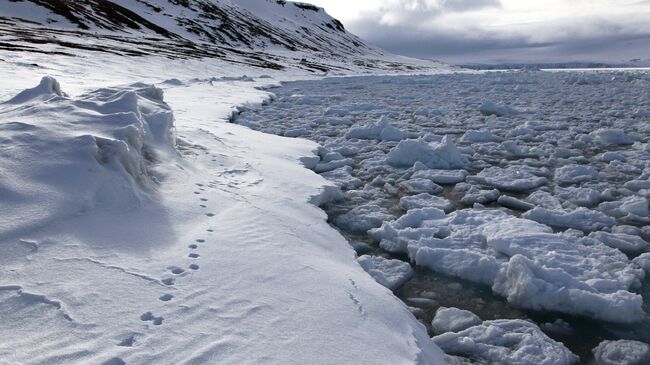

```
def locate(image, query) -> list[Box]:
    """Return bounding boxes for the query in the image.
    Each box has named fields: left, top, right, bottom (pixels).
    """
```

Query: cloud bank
left=309, top=0, right=650, bottom=64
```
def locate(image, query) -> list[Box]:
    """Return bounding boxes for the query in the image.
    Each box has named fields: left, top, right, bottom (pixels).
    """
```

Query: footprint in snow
left=169, top=266, right=185, bottom=275
left=140, top=311, right=163, bottom=325
left=189, top=264, right=199, bottom=270
left=188, top=253, right=200, bottom=258
left=159, top=294, right=174, bottom=302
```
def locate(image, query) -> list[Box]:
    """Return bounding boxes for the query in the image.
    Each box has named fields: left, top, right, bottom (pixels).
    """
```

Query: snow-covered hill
left=0, top=0, right=449, bottom=73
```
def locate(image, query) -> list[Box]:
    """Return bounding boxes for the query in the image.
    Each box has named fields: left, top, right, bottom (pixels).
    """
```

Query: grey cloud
left=438, top=0, right=501, bottom=12
left=346, top=5, right=650, bottom=64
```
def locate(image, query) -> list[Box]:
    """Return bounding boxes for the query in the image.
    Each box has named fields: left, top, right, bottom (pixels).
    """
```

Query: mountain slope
left=1, top=0, right=449, bottom=73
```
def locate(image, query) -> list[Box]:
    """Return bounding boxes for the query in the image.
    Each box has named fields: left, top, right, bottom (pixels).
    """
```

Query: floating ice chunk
left=386, top=136, right=468, bottom=169
left=432, top=319, right=578, bottom=365
left=335, top=204, right=394, bottom=233
left=460, top=129, right=503, bottom=143
left=555, top=187, right=601, bottom=208
left=633, top=253, right=650, bottom=272
left=590, top=232, right=650, bottom=255
left=527, top=191, right=563, bottom=210
left=369, top=208, right=447, bottom=254
left=471, top=166, right=547, bottom=192
left=497, top=195, right=534, bottom=211
left=592, top=340, right=650, bottom=365
left=523, top=207, right=616, bottom=232
left=411, top=169, right=468, bottom=185
left=431, top=307, right=481, bottom=334
left=324, top=106, right=348, bottom=116
left=345, top=116, right=413, bottom=141
left=320, top=166, right=363, bottom=190
left=599, top=151, right=627, bottom=162
left=398, top=178, right=443, bottom=194
left=555, top=164, right=600, bottom=185
left=479, top=101, right=518, bottom=117
left=590, top=128, right=636, bottom=146
left=415, top=247, right=503, bottom=286
left=493, top=253, right=645, bottom=323
left=313, top=158, right=354, bottom=173
left=460, top=187, right=500, bottom=205
left=399, top=193, right=454, bottom=212
left=284, top=128, right=309, bottom=137
left=624, top=180, right=650, bottom=192
left=357, top=255, right=414, bottom=291
left=599, top=196, right=649, bottom=218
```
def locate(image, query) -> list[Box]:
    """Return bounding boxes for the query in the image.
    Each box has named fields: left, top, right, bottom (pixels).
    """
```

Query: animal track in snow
left=189, top=244, right=198, bottom=249
left=188, top=253, right=200, bottom=258
left=189, top=264, right=199, bottom=270
left=206, top=213, right=215, bottom=217
left=169, top=267, right=185, bottom=275
left=118, top=334, right=137, bottom=347
left=162, top=278, right=175, bottom=286
left=140, top=311, right=163, bottom=325
left=159, top=294, right=174, bottom=302
left=101, top=358, right=125, bottom=365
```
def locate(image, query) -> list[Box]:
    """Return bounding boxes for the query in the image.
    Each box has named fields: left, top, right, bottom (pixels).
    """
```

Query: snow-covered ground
left=235, top=71, right=650, bottom=363
left=0, top=47, right=450, bottom=364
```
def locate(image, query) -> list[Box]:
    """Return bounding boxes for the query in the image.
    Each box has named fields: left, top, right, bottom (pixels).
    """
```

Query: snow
left=357, top=255, right=414, bottom=291
left=0, top=56, right=447, bottom=365
left=431, top=307, right=481, bottom=334
left=432, top=319, right=578, bottom=365
left=592, top=340, right=650, bottom=365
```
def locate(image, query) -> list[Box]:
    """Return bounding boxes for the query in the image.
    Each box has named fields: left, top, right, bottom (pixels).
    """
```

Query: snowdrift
left=0, top=77, right=176, bottom=241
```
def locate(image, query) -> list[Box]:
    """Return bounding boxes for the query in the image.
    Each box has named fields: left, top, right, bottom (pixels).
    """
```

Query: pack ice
left=235, top=71, right=650, bottom=360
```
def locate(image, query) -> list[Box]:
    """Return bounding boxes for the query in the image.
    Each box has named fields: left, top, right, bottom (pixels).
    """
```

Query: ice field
left=235, top=70, right=650, bottom=364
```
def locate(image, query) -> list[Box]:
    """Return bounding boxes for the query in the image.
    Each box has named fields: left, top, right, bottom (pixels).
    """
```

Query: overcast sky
left=307, top=0, right=650, bottom=64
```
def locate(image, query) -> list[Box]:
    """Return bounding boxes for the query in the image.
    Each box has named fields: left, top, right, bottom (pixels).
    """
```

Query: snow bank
left=0, top=77, right=176, bottom=240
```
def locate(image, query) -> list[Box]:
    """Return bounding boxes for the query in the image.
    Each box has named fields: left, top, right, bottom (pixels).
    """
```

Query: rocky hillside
left=0, top=0, right=448, bottom=72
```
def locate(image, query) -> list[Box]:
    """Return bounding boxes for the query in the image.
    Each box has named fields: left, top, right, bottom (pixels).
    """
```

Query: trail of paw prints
left=136, top=182, right=215, bottom=333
